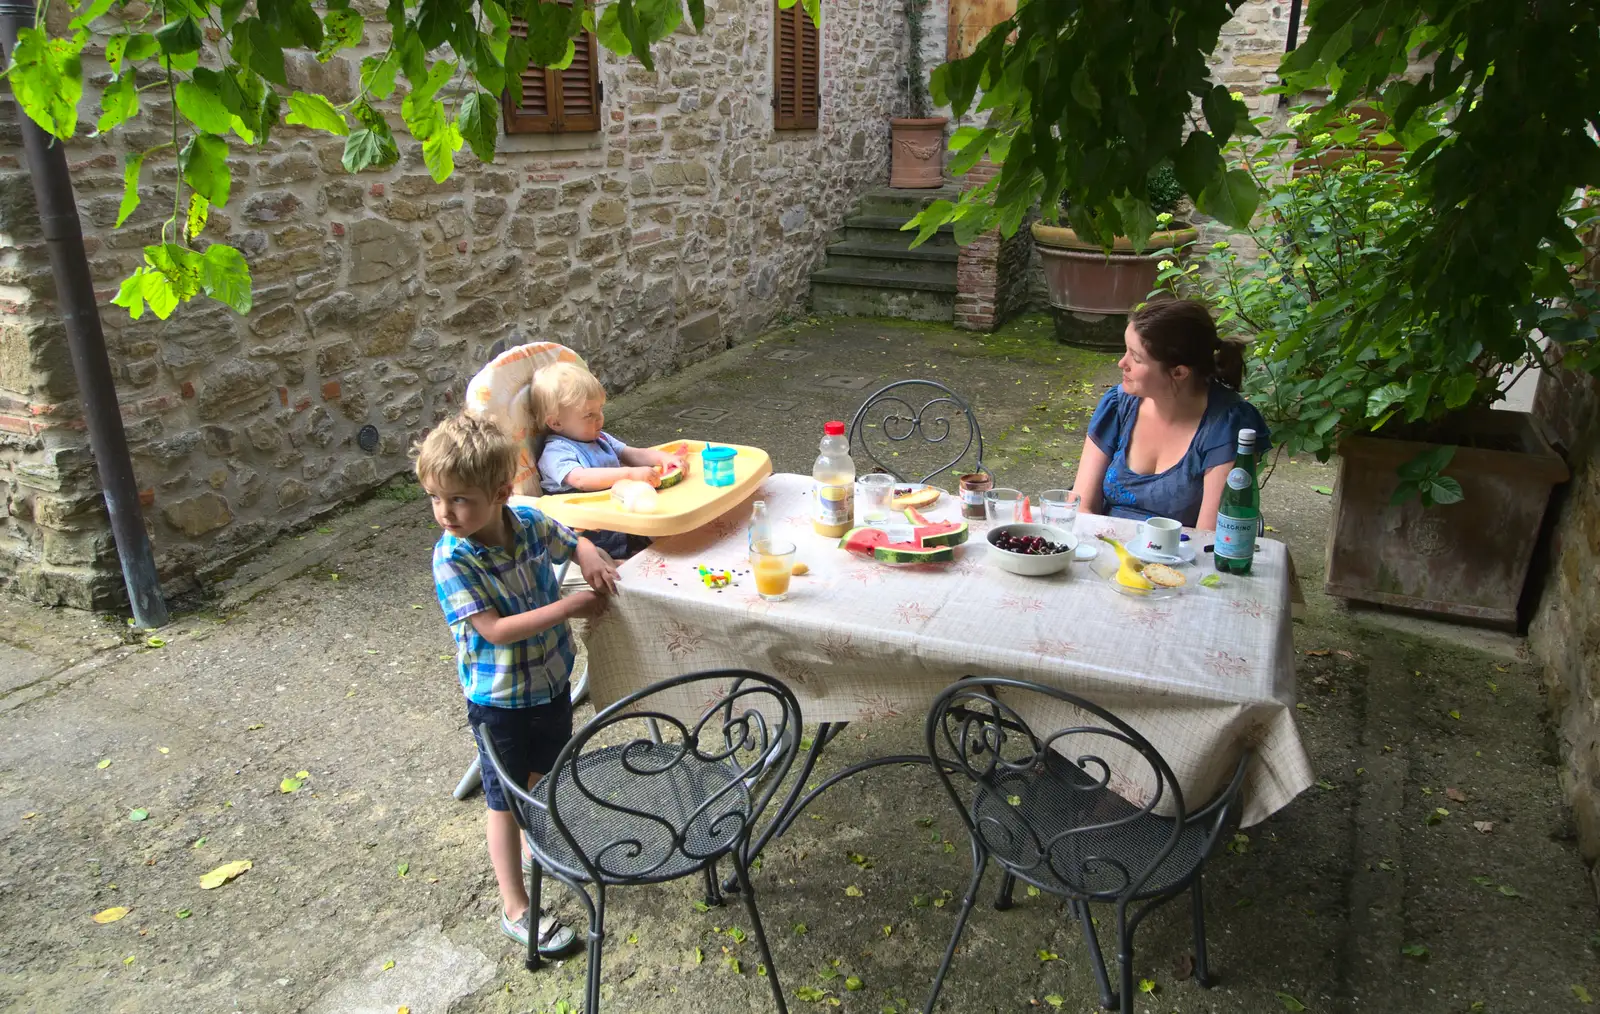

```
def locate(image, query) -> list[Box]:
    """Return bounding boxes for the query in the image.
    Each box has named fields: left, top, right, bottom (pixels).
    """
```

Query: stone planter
left=1031, top=221, right=1199, bottom=316
left=1324, top=410, right=1570, bottom=629
left=890, top=117, right=948, bottom=189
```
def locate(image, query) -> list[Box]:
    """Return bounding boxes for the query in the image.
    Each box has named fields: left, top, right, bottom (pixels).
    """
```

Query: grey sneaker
left=501, top=908, right=577, bottom=956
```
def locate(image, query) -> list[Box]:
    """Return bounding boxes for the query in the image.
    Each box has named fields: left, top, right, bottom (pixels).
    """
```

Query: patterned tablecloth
left=584, top=473, right=1315, bottom=827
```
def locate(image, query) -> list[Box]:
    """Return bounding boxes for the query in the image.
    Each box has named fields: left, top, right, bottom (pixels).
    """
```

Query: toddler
left=416, top=413, right=617, bottom=957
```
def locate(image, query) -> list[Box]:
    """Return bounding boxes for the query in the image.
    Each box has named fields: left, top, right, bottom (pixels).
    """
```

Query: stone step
left=855, top=185, right=965, bottom=220
left=822, top=241, right=960, bottom=278
left=809, top=274, right=957, bottom=322
left=841, top=216, right=959, bottom=251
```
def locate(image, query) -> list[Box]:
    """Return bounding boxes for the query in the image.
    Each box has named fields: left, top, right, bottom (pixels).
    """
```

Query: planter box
left=1325, top=411, right=1570, bottom=628
left=1031, top=222, right=1198, bottom=316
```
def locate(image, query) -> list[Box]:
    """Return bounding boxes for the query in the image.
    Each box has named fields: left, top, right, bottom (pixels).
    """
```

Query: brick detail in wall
left=953, top=158, right=1033, bottom=332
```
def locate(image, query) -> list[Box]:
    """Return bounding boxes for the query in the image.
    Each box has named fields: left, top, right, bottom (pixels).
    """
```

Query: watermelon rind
left=840, top=527, right=889, bottom=554
left=874, top=541, right=954, bottom=564
left=903, top=508, right=969, bottom=548
left=657, top=462, right=686, bottom=489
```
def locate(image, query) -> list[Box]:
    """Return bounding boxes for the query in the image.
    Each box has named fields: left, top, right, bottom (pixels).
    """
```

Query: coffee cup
left=1136, top=516, right=1182, bottom=558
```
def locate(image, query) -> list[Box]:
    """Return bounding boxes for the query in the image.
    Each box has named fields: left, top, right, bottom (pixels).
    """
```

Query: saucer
left=1128, top=542, right=1198, bottom=566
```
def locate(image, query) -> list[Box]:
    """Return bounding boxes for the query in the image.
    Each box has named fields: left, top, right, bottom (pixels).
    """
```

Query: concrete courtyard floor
left=2, top=315, right=1598, bottom=1014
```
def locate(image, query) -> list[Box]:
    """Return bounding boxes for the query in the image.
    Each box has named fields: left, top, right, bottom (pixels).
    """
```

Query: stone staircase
left=809, top=186, right=963, bottom=322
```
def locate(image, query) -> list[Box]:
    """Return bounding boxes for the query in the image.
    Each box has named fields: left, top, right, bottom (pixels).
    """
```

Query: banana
left=1097, top=535, right=1155, bottom=591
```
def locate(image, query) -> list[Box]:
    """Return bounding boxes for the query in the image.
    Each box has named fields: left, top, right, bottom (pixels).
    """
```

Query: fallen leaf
left=1296, top=703, right=1310, bottom=711
left=97, top=759, right=112, bottom=770
left=1044, top=996, right=1065, bottom=1009
left=1200, top=573, right=1222, bottom=588
left=247, top=724, right=264, bottom=731
left=158, top=747, right=169, bottom=755
left=199, top=859, right=252, bottom=890
left=192, top=836, right=207, bottom=849
left=1313, top=486, right=1333, bottom=495
left=845, top=885, right=863, bottom=897
left=128, top=808, right=148, bottom=822
left=819, top=967, right=840, bottom=981
left=1471, top=875, right=1495, bottom=887
left=845, top=977, right=864, bottom=991
left=398, top=1008, right=410, bottom=1014
left=1497, top=884, right=1522, bottom=898
left=1448, top=709, right=1461, bottom=720
left=176, top=909, right=191, bottom=919
left=1138, top=978, right=1157, bottom=994
left=626, top=932, right=639, bottom=944
left=1576, top=985, right=1594, bottom=1004
left=694, top=946, right=704, bottom=964
left=1317, top=779, right=1337, bottom=791
left=382, top=960, right=395, bottom=971
left=882, top=925, right=892, bottom=937
left=92, top=906, right=130, bottom=924
left=1006, top=795, right=1022, bottom=806
left=1377, top=859, right=1396, bottom=871
left=725, top=957, right=741, bottom=974
left=1445, top=787, right=1467, bottom=803
left=124, top=955, right=135, bottom=965
left=1026, top=885, right=1041, bottom=898
left=796, top=987, right=827, bottom=1002
left=397, top=863, right=409, bottom=878
left=1264, top=524, right=1278, bottom=532
left=1473, top=821, right=1495, bottom=834
left=329, top=574, right=339, bottom=582
left=1306, top=649, right=1331, bottom=657
left=757, top=963, right=768, bottom=977
left=932, top=897, right=946, bottom=908
left=145, top=636, right=166, bottom=648
left=21, top=812, right=36, bottom=819
left=793, top=922, right=807, bottom=935
left=1037, top=949, right=1059, bottom=963
left=692, top=900, right=710, bottom=913
left=847, top=852, right=873, bottom=868
left=1401, top=943, right=1430, bottom=960
left=1425, top=808, right=1448, bottom=826
left=1335, top=649, right=1355, bottom=659
left=296, top=770, right=309, bottom=779
left=728, top=927, right=746, bottom=944
left=280, top=777, right=304, bottom=793
left=1276, top=992, right=1308, bottom=1012
left=317, top=527, right=334, bottom=534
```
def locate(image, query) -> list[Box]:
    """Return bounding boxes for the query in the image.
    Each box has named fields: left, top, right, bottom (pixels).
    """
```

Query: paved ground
left=2, top=315, right=1597, bottom=1014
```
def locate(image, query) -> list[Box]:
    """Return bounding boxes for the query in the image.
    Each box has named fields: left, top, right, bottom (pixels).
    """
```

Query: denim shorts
left=467, top=695, right=574, bottom=812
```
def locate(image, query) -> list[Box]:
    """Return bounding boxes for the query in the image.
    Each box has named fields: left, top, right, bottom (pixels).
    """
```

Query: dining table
left=583, top=473, right=1315, bottom=831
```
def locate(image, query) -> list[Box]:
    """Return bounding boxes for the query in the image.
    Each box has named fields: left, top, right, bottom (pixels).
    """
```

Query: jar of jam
left=959, top=472, right=993, bottom=520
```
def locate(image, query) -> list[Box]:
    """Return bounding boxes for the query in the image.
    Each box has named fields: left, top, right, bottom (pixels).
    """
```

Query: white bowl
left=986, top=523, right=1078, bottom=577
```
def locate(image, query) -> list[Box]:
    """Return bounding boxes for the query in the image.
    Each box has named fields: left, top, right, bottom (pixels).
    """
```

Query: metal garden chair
left=848, top=380, right=985, bottom=484
left=481, top=669, right=802, bottom=1014
left=922, top=677, right=1251, bottom=1014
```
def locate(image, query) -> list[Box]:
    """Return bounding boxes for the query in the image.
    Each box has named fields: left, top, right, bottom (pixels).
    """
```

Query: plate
left=1128, top=542, right=1198, bottom=566
left=1089, top=552, right=1185, bottom=600
left=887, top=482, right=942, bottom=511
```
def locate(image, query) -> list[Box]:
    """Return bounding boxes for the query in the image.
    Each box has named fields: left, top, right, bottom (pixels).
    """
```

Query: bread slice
left=1142, top=563, right=1187, bottom=588
left=891, top=486, right=941, bottom=510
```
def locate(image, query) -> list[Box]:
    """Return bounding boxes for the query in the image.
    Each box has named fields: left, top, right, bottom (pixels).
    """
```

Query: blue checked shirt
left=433, top=504, right=579, bottom=708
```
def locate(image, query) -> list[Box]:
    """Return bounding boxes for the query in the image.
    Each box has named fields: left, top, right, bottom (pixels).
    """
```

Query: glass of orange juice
left=751, top=540, right=796, bottom=601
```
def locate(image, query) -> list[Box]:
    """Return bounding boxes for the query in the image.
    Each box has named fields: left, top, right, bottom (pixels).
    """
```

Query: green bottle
left=1214, top=428, right=1260, bottom=574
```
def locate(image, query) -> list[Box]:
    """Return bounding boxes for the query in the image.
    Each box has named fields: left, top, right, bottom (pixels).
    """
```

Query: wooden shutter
left=773, top=1, right=819, bottom=130
left=503, top=19, right=602, bottom=134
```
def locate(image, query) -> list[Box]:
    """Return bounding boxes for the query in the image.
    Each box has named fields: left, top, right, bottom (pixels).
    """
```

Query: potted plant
left=1154, top=105, right=1589, bottom=628
left=890, top=0, right=947, bottom=189
left=1031, top=161, right=1198, bottom=324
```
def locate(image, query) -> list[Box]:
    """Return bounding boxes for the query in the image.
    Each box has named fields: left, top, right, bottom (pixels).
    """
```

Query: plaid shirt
left=433, top=505, right=579, bottom=708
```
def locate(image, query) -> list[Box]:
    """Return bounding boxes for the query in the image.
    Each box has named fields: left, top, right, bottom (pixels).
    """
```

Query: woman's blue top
left=1086, top=383, right=1270, bottom=527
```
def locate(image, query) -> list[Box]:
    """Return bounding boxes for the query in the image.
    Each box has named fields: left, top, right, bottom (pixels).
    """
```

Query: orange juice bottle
left=812, top=420, right=854, bottom=537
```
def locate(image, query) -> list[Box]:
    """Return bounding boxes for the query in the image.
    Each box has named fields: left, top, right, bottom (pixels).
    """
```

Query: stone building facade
left=0, top=0, right=906, bottom=607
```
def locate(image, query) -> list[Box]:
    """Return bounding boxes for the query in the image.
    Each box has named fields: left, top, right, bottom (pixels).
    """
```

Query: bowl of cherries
left=986, top=523, right=1079, bottom=577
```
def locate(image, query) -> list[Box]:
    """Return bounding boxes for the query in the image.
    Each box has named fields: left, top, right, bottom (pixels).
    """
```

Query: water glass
left=751, top=540, right=796, bottom=601
left=858, top=473, right=895, bottom=524
left=984, top=487, right=1023, bottom=523
left=1040, top=489, right=1081, bottom=529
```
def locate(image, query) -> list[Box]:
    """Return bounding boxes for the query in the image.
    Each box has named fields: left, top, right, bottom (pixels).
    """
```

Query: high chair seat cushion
left=464, top=342, right=585, bottom=496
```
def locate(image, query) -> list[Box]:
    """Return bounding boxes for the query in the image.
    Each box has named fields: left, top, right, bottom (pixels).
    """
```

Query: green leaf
left=360, top=52, right=401, bottom=99
left=1138, top=978, right=1157, bottom=994
left=186, top=192, right=210, bottom=240
left=175, top=908, right=192, bottom=919
left=792, top=922, right=807, bottom=934
left=456, top=91, right=499, bottom=164
left=1426, top=477, right=1464, bottom=506
left=795, top=986, right=827, bottom=1002
left=421, top=122, right=463, bottom=183
left=111, top=269, right=149, bottom=320
left=280, top=776, right=303, bottom=793
left=1196, top=169, right=1260, bottom=229
left=1070, top=64, right=1100, bottom=111
left=693, top=945, right=703, bottom=964
left=1401, top=943, right=1430, bottom=960
left=284, top=92, right=349, bottom=135
left=199, top=244, right=253, bottom=313
left=1200, top=573, right=1222, bottom=588
left=97, top=758, right=112, bottom=769
left=1037, top=949, right=1059, bottom=963
left=1496, top=884, right=1521, bottom=898
left=1575, top=985, right=1594, bottom=1004
left=845, top=977, right=863, bottom=992
left=238, top=18, right=287, bottom=85
left=8, top=27, right=84, bottom=138
left=1276, top=993, right=1308, bottom=1012
left=1312, top=486, right=1333, bottom=496
left=1043, top=997, right=1064, bottom=1009
left=595, top=3, right=633, bottom=57
left=342, top=127, right=399, bottom=173
left=128, top=808, right=149, bottom=821
left=155, top=16, right=202, bottom=55
left=175, top=80, right=235, bottom=135
left=219, top=0, right=248, bottom=28
left=70, top=0, right=117, bottom=32
left=115, top=152, right=145, bottom=227
left=318, top=8, right=363, bottom=60
left=397, top=862, right=409, bottom=877
left=180, top=133, right=231, bottom=207
left=94, top=73, right=139, bottom=135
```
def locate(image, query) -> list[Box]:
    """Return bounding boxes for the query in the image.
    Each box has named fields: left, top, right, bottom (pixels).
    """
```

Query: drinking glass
left=858, top=473, right=895, bottom=524
left=1040, top=489, right=1082, bottom=529
left=984, top=487, right=1023, bottom=523
left=751, top=540, right=797, bottom=601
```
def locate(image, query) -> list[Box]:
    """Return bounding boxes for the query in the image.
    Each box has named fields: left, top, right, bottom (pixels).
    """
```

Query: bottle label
left=1226, top=467, right=1253, bottom=491
left=961, top=488, right=985, bottom=506
left=1215, top=512, right=1257, bottom=560
left=816, top=483, right=851, bottom=526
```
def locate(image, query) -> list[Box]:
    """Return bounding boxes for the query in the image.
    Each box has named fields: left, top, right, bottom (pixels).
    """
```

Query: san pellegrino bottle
left=1214, top=428, right=1260, bottom=575
left=748, top=500, right=771, bottom=559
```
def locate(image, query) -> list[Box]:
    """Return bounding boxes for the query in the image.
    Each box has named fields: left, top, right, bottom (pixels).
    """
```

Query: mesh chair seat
left=526, top=741, right=752, bottom=885
left=970, top=752, right=1215, bottom=901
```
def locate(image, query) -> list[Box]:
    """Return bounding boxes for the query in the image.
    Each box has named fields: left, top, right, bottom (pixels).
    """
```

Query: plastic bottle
left=748, top=500, right=771, bottom=560
left=812, top=420, right=855, bottom=537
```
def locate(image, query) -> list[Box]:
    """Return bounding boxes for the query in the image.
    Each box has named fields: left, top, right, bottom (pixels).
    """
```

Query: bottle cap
left=824, top=420, right=846, bottom=436
left=1238, top=428, right=1256, bottom=445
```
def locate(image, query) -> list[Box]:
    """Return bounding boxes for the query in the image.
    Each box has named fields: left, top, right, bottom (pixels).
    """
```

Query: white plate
left=1128, top=542, right=1198, bottom=566
left=1089, top=552, right=1186, bottom=600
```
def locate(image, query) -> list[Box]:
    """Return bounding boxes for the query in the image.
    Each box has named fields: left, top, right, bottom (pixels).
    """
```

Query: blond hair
left=413, top=413, right=518, bottom=494
left=526, top=360, right=606, bottom=437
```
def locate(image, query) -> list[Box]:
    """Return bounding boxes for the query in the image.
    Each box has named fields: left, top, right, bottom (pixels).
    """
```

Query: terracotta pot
left=890, top=117, right=948, bottom=189
left=1030, top=221, right=1199, bottom=316
left=1325, top=410, right=1570, bottom=629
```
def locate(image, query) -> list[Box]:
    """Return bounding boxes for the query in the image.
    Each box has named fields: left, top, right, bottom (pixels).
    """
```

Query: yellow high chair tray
left=511, top=440, right=772, bottom=537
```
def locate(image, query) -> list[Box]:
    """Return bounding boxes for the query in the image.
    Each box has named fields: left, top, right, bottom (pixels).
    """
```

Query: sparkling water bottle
left=1214, top=428, right=1260, bottom=575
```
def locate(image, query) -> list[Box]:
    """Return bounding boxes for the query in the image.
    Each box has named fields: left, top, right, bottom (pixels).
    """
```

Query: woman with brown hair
left=1069, top=299, right=1269, bottom=531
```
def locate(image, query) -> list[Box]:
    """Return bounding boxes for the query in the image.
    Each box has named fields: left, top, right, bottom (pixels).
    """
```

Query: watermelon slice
left=658, top=460, right=686, bottom=489
left=903, top=507, right=969, bottom=548
left=838, top=527, right=955, bottom=564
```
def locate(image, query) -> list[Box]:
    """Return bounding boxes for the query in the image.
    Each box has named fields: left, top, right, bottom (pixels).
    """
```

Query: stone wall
left=0, top=0, right=903, bottom=607
left=1530, top=366, right=1600, bottom=891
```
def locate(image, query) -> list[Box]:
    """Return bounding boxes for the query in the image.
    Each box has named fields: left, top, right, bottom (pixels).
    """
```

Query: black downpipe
left=0, top=0, right=169, bottom=627
left=1279, top=0, right=1304, bottom=108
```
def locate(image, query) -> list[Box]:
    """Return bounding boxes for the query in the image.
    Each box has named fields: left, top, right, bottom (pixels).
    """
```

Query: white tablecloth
left=585, top=474, right=1314, bottom=826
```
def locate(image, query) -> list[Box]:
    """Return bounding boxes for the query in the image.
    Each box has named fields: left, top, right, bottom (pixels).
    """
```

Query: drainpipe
left=0, top=0, right=169, bottom=628
left=1279, top=0, right=1304, bottom=108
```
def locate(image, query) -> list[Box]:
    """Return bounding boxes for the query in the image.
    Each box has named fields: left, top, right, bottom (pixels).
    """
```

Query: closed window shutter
left=503, top=17, right=602, bottom=134
left=774, top=2, right=819, bottom=130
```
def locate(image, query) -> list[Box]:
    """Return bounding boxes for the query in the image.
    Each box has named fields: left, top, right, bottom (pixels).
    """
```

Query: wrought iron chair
left=922, top=678, right=1251, bottom=1014
left=481, top=669, right=802, bottom=1014
left=848, top=380, right=985, bottom=484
